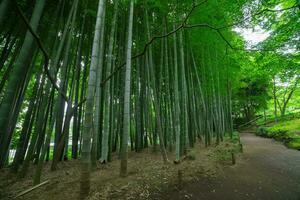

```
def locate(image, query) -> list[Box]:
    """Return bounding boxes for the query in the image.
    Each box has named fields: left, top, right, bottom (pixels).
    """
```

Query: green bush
left=256, top=121, right=300, bottom=151
left=271, top=130, right=288, bottom=141
left=286, top=139, right=300, bottom=150
left=256, top=127, right=268, bottom=137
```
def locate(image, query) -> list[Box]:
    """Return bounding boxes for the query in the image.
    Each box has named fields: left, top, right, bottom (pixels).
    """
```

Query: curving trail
left=162, top=133, right=300, bottom=200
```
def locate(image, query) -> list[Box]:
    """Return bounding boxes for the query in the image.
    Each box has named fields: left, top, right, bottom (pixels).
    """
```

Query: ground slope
left=158, top=133, right=300, bottom=200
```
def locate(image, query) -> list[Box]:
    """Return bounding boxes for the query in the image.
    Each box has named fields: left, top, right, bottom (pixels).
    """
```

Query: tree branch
left=184, top=3, right=299, bottom=51
left=218, top=3, right=300, bottom=30
left=102, top=1, right=300, bottom=86
left=17, top=0, right=299, bottom=90
left=183, top=23, right=234, bottom=49
left=14, top=180, right=50, bottom=198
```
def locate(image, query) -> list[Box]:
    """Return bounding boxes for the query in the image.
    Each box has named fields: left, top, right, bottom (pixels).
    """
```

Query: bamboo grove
left=0, top=0, right=248, bottom=198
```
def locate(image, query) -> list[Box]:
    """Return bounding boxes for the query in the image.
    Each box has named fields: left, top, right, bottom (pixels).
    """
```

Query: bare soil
left=1, top=133, right=299, bottom=200
left=0, top=141, right=226, bottom=200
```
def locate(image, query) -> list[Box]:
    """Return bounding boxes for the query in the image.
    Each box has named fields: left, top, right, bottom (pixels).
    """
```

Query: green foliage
left=256, top=119, right=300, bottom=150
left=229, top=0, right=300, bottom=122
left=233, top=73, right=270, bottom=121
left=286, top=139, right=300, bottom=149
left=256, top=127, right=269, bottom=137
left=268, top=119, right=300, bottom=133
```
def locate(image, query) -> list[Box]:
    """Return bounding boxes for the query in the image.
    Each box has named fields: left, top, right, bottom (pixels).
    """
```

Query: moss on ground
left=256, top=119, right=300, bottom=150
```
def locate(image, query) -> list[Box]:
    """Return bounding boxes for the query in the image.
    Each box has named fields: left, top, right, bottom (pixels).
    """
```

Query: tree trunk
left=144, top=10, right=168, bottom=163
left=0, top=0, right=11, bottom=29
left=10, top=73, right=41, bottom=172
left=0, top=0, right=46, bottom=168
left=101, top=0, right=119, bottom=163
left=120, top=0, right=134, bottom=177
left=273, top=76, right=278, bottom=123
left=93, top=2, right=106, bottom=167
left=80, top=0, right=105, bottom=198
left=173, top=25, right=181, bottom=162
left=72, top=14, right=86, bottom=159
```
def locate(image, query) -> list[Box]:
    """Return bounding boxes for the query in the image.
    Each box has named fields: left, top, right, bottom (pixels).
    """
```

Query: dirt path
left=159, top=133, right=300, bottom=200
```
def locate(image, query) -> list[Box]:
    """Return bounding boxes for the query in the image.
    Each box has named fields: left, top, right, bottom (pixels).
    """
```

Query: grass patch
left=256, top=119, right=300, bottom=150
left=268, top=119, right=300, bottom=133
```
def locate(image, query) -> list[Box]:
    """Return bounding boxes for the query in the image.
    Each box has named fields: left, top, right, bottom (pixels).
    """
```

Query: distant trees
left=233, top=77, right=270, bottom=122
left=232, top=53, right=299, bottom=124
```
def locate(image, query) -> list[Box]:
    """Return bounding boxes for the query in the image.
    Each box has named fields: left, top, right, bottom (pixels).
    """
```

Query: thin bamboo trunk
left=0, top=0, right=46, bottom=168
left=120, top=0, right=134, bottom=177
left=173, top=24, right=181, bottom=162
left=80, top=0, right=106, bottom=198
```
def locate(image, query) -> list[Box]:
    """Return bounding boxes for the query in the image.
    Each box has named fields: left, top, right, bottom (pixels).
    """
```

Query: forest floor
left=1, top=133, right=300, bottom=200
left=0, top=139, right=237, bottom=200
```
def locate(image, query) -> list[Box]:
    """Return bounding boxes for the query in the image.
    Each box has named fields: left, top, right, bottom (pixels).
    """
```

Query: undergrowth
left=256, top=119, right=300, bottom=150
left=208, top=131, right=243, bottom=163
